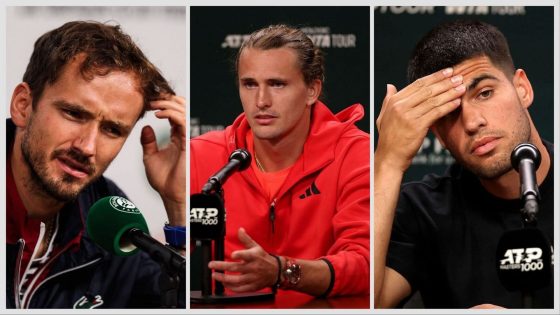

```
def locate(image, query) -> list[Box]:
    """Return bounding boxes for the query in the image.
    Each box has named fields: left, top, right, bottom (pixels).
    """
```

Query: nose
left=72, top=123, right=98, bottom=157
left=256, top=87, right=271, bottom=109
left=461, top=102, right=487, bottom=135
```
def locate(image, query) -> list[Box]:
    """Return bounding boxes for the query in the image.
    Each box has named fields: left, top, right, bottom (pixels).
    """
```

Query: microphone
left=190, top=149, right=274, bottom=303
left=496, top=227, right=552, bottom=291
left=202, top=149, right=251, bottom=194
left=190, top=193, right=225, bottom=241
left=87, top=196, right=185, bottom=274
left=190, top=192, right=225, bottom=297
left=511, top=143, right=541, bottom=223
left=495, top=143, right=551, bottom=307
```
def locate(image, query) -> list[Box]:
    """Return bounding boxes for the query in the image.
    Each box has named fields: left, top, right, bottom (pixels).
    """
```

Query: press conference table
left=191, top=291, right=370, bottom=309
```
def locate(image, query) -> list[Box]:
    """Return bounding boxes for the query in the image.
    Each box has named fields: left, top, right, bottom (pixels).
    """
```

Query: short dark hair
left=23, top=20, right=174, bottom=118
left=407, top=20, right=515, bottom=83
left=235, top=24, right=325, bottom=86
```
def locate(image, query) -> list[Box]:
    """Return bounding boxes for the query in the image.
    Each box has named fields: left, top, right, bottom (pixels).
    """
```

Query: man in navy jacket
left=6, top=21, right=185, bottom=308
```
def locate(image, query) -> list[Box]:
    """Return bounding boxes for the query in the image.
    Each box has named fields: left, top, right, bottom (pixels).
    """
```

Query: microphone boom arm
left=128, top=228, right=186, bottom=275
left=511, top=143, right=542, bottom=225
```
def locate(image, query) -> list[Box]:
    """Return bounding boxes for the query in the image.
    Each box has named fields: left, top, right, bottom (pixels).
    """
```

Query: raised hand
left=375, top=68, right=465, bottom=173
left=141, top=94, right=186, bottom=226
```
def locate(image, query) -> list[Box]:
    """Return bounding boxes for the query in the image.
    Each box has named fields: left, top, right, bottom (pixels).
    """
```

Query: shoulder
left=333, top=128, right=369, bottom=169
left=190, top=130, right=231, bottom=164
left=191, top=129, right=228, bottom=146
left=398, top=163, right=466, bottom=214
left=190, top=130, right=232, bottom=191
left=191, top=130, right=230, bottom=158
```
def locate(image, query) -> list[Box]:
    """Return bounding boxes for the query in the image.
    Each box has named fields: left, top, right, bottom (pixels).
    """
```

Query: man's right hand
left=375, top=68, right=466, bottom=173
left=374, top=68, right=466, bottom=308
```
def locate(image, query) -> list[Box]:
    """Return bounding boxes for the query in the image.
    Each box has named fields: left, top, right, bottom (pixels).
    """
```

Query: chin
left=41, top=174, right=93, bottom=202
left=467, top=160, right=511, bottom=180
left=252, top=130, right=281, bottom=141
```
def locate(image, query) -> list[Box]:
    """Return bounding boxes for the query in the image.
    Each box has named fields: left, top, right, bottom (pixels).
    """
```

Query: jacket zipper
left=22, top=235, right=101, bottom=308
left=269, top=199, right=277, bottom=234
left=14, top=239, right=25, bottom=309
left=25, top=257, right=102, bottom=308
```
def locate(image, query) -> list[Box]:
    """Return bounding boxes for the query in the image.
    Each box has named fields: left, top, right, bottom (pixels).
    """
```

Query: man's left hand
left=141, top=95, right=186, bottom=226
left=208, top=228, right=279, bottom=292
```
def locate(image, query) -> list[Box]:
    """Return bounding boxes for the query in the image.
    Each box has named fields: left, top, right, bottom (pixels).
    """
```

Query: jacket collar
left=6, top=118, right=89, bottom=257
left=223, top=101, right=365, bottom=197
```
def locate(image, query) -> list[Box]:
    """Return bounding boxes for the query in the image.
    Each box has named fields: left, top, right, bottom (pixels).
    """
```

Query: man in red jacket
left=190, top=24, right=370, bottom=297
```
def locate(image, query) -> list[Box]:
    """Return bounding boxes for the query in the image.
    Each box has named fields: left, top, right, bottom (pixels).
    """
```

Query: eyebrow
left=53, top=100, right=133, bottom=134
left=54, top=100, right=94, bottom=119
left=466, top=74, right=499, bottom=92
left=239, top=77, right=288, bottom=83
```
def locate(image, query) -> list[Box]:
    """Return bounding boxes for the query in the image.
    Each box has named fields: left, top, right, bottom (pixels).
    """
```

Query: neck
left=480, top=132, right=550, bottom=200
left=11, top=132, right=64, bottom=220
left=253, top=109, right=311, bottom=172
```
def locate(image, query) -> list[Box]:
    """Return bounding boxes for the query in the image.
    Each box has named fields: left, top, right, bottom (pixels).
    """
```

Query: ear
left=305, top=79, right=322, bottom=106
left=10, top=83, right=34, bottom=127
left=512, top=69, right=533, bottom=109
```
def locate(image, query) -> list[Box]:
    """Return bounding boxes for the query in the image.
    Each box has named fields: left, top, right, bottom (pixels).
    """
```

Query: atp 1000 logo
left=190, top=208, right=219, bottom=225
left=110, top=196, right=140, bottom=214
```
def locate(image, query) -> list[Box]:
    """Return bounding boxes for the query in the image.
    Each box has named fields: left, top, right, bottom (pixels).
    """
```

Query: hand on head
left=375, top=68, right=466, bottom=173
left=141, top=94, right=186, bottom=226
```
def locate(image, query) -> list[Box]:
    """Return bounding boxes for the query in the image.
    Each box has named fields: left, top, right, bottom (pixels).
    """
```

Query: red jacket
left=190, top=101, right=370, bottom=296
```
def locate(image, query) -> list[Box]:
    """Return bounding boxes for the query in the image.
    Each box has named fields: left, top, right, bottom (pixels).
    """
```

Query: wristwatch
left=280, top=258, right=302, bottom=289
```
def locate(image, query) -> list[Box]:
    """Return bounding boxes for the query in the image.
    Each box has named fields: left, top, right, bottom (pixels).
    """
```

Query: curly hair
left=23, top=20, right=174, bottom=118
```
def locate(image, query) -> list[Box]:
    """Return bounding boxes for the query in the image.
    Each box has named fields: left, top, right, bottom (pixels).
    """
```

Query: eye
left=101, top=125, right=123, bottom=138
left=477, top=89, right=493, bottom=100
left=62, top=108, right=85, bottom=120
left=270, top=81, right=286, bottom=88
left=242, top=81, right=257, bottom=89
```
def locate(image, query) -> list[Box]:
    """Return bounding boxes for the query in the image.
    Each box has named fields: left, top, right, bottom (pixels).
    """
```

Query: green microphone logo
left=109, top=196, right=140, bottom=214
left=88, top=196, right=150, bottom=256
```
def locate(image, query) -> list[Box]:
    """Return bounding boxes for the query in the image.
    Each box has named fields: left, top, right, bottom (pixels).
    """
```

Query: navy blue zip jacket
left=6, top=119, right=186, bottom=308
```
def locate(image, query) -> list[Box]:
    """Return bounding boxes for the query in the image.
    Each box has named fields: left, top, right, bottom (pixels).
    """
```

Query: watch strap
left=269, top=253, right=282, bottom=292
left=163, top=224, right=186, bottom=248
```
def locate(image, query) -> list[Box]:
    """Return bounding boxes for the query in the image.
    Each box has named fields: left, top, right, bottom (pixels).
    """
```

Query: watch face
left=287, top=261, right=302, bottom=284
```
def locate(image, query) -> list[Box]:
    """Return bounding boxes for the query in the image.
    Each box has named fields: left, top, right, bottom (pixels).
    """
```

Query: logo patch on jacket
left=74, top=294, right=104, bottom=309
left=299, top=182, right=321, bottom=199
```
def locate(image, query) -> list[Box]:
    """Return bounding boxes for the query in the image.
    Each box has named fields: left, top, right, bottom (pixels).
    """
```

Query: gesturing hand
left=375, top=68, right=466, bottom=173
left=141, top=94, right=186, bottom=226
left=208, top=228, right=279, bottom=292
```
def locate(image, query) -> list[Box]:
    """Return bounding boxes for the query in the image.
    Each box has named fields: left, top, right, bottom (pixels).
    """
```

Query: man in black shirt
left=374, top=20, right=554, bottom=308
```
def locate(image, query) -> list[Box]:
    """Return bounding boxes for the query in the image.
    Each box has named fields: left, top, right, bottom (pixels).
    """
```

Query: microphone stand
left=159, top=263, right=180, bottom=308
left=128, top=229, right=185, bottom=308
left=191, top=186, right=275, bottom=304
left=520, top=191, right=539, bottom=309
left=212, top=187, right=225, bottom=296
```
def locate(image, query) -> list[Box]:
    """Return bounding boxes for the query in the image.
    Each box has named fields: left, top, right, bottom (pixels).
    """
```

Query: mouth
left=471, top=136, right=500, bottom=156
left=55, top=156, right=91, bottom=179
left=254, top=114, right=278, bottom=125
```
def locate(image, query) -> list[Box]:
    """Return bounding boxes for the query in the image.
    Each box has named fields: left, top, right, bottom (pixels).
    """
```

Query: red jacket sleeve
left=322, top=135, right=370, bottom=296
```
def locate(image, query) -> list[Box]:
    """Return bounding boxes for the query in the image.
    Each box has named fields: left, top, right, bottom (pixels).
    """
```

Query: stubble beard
left=454, top=109, right=532, bottom=180
left=20, top=116, right=97, bottom=202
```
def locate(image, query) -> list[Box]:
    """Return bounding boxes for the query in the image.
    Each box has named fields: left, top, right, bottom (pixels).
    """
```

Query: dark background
left=190, top=6, right=370, bottom=137
left=374, top=6, right=554, bottom=183
left=374, top=6, right=554, bottom=308
left=190, top=5, right=370, bottom=291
